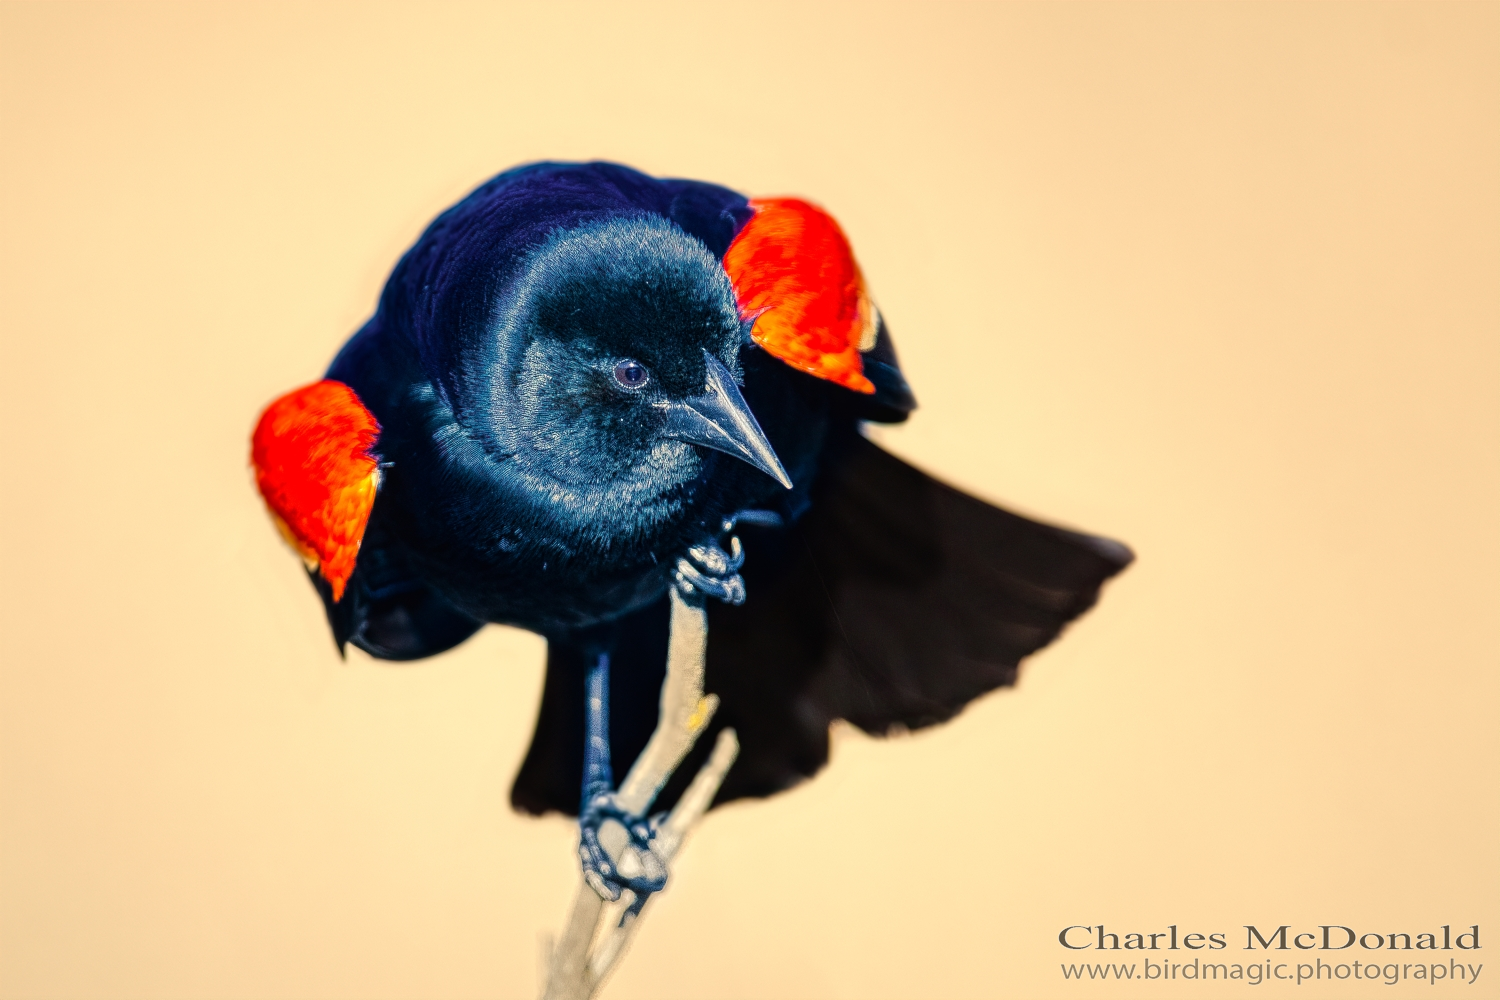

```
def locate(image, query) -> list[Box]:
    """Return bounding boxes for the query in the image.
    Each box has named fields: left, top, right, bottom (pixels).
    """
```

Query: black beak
left=657, top=351, right=793, bottom=489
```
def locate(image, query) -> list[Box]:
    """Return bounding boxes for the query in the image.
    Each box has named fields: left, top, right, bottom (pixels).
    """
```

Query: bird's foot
left=673, top=533, right=745, bottom=605
left=577, top=790, right=668, bottom=913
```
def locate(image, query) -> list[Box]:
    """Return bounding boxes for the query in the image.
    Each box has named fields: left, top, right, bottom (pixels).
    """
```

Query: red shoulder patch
left=251, top=380, right=380, bottom=602
left=722, top=197, right=877, bottom=394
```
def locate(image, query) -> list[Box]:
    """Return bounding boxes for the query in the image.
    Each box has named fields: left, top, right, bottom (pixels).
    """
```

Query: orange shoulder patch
left=251, top=380, right=380, bottom=602
left=722, top=197, right=877, bottom=394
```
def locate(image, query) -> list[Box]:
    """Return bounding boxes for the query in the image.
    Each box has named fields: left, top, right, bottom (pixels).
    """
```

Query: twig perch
left=542, top=587, right=737, bottom=1000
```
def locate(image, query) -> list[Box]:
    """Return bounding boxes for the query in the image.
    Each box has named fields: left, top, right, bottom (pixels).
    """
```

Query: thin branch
left=542, top=589, right=734, bottom=1000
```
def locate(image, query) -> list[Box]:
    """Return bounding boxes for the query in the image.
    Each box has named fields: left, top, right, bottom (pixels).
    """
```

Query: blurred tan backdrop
left=2, top=4, right=1496, bottom=998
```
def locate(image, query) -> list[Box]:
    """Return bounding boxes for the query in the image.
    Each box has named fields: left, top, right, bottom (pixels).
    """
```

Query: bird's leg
left=575, top=654, right=669, bottom=907
left=574, top=522, right=745, bottom=906
left=545, top=528, right=744, bottom=1000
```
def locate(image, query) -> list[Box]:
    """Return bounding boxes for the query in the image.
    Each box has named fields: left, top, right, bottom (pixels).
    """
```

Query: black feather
left=312, top=520, right=484, bottom=661
left=511, top=428, right=1132, bottom=816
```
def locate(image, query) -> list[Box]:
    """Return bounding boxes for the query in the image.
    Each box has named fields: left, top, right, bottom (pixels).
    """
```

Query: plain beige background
left=2, top=3, right=1496, bottom=998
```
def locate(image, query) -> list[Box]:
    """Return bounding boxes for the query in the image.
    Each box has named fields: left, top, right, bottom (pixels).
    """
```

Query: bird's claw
left=578, top=791, right=669, bottom=912
left=673, top=534, right=745, bottom=605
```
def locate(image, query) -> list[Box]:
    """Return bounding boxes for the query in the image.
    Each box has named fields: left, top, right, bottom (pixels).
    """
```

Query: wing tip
left=1080, top=534, right=1135, bottom=572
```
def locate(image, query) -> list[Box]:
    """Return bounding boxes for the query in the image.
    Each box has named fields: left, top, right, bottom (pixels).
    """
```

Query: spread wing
left=511, top=428, right=1133, bottom=816
left=251, top=380, right=381, bottom=602
left=694, top=430, right=1133, bottom=805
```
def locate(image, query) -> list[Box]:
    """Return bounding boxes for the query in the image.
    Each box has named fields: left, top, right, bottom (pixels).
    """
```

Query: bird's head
left=472, top=214, right=789, bottom=530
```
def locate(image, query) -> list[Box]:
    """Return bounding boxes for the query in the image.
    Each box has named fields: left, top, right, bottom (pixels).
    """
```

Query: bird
left=251, top=160, right=1132, bottom=903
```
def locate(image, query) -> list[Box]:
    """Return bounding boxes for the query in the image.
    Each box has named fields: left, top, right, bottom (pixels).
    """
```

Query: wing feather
left=251, top=380, right=381, bottom=601
left=724, top=198, right=878, bottom=394
left=511, top=428, right=1132, bottom=816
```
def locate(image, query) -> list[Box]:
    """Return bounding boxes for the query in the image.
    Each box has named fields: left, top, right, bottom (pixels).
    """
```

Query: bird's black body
left=307, top=162, right=1131, bottom=815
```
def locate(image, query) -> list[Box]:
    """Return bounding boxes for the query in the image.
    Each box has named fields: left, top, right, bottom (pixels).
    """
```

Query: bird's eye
left=612, top=359, right=650, bottom=391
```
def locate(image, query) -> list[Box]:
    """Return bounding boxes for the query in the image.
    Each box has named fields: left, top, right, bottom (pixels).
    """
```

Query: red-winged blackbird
left=253, top=161, right=1132, bottom=898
